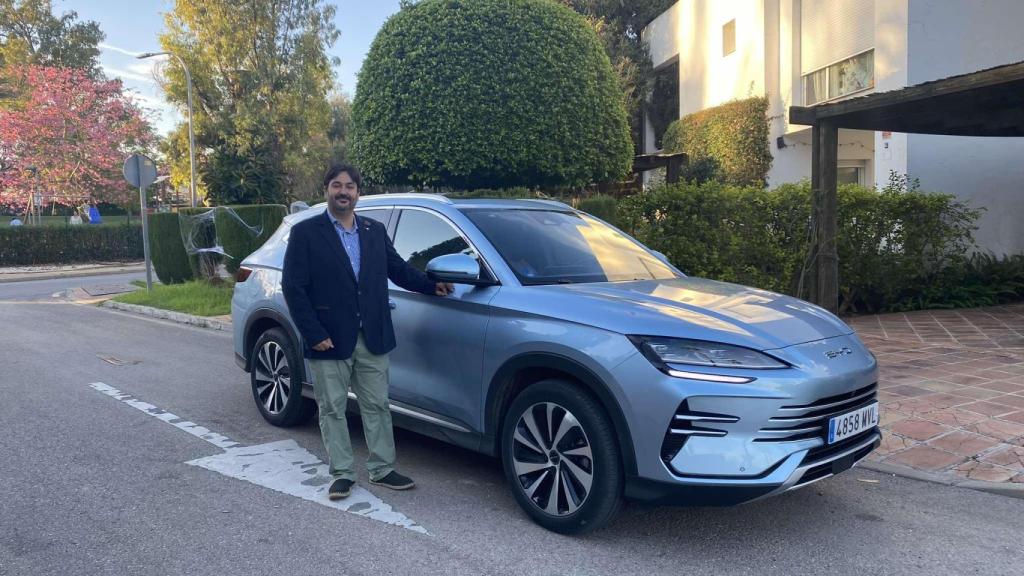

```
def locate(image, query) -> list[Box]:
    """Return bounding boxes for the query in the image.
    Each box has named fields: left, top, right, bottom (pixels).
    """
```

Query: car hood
left=523, top=277, right=853, bottom=350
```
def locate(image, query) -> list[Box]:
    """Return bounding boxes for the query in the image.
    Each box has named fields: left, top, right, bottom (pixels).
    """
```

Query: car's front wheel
left=250, top=328, right=315, bottom=427
left=501, top=380, right=623, bottom=534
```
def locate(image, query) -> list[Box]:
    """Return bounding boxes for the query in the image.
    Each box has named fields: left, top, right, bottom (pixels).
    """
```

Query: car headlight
left=629, top=336, right=788, bottom=383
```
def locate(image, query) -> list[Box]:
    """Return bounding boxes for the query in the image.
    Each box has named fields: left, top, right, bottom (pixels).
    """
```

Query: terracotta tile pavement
left=849, top=303, right=1024, bottom=484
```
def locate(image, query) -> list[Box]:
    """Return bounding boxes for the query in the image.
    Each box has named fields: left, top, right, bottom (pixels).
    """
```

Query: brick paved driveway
left=847, top=304, right=1024, bottom=483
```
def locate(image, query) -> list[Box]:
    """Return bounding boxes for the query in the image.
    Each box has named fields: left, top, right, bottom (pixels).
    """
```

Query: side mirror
left=290, top=201, right=310, bottom=214
left=426, top=253, right=489, bottom=285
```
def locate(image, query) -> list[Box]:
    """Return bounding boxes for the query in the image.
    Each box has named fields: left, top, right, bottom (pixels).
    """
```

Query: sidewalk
left=0, top=261, right=146, bottom=282
left=848, top=304, right=1024, bottom=485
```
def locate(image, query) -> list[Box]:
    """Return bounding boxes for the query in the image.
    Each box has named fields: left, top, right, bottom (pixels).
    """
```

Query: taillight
left=236, top=266, right=253, bottom=282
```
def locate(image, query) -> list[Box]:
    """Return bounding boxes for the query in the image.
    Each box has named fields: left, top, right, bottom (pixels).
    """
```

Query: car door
left=387, top=207, right=498, bottom=432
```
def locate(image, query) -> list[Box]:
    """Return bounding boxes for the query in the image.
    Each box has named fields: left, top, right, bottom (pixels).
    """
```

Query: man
left=9, top=217, right=22, bottom=226
left=282, top=164, right=453, bottom=500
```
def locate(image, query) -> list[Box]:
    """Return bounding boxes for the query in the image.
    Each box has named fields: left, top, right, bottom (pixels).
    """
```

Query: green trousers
left=308, top=333, right=395, bottom=482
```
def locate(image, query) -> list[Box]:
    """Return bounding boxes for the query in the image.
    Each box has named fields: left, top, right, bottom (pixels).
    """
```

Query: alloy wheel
left=253, top=340, right=291, bottom=415
left=511, top=402, right=594, bottom=516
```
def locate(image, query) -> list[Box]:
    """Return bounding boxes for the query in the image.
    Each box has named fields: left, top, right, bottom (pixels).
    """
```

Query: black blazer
left=282, top=210, right=437, bottom=360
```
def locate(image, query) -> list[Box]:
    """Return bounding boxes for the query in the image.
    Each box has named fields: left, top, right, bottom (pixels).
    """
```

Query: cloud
left=128, top=61, right=158, bottom=76
left=102, top=64, right=157, bottom=85
left=99, top=43, right=145, bottom=57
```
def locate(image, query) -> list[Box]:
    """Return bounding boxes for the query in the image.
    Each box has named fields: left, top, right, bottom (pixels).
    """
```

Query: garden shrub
left=662, top=96, right=773, bottom=186
left=215, top=204, right=287, bottom=273
left=619, top=177, right=995, bottom=314
left=0, top=224, right=143, bottom=265
left=352, top=0, right=632, bottom=189
left=147, top=212, right=194, bottom=284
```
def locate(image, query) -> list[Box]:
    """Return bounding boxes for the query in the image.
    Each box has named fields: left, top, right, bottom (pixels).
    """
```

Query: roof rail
left=368, top=192, right=453, bottom=204
left=522, top=198, right=573, bottom=209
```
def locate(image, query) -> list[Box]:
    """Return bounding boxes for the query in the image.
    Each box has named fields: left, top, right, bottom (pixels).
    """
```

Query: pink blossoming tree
left=0, top=65, right=154, bottom=214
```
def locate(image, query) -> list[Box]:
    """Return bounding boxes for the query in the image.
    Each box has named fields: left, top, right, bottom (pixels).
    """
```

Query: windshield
left=462, top=209, right=679, bottom=285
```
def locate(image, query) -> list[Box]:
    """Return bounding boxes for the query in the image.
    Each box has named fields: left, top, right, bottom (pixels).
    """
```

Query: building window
left=803, top=49, right=874, bottom=105
left=722, top=20, right=736, bottom=56
left=837, top=162, right=868, bottom=186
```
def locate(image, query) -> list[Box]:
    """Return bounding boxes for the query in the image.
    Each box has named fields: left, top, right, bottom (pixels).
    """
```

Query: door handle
left=389, top=300, right=396, bottom=309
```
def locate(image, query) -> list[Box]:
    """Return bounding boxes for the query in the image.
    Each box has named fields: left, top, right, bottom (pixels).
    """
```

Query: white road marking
left=88, top=382, right=428, bottom=534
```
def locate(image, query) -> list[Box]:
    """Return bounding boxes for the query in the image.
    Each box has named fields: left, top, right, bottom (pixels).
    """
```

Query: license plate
left=827, top=402, right=879, bottom=444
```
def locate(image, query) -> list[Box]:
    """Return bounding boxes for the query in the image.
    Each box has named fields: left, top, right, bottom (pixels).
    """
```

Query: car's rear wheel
left=250, top=328, right=315, bottom=426
left=501, top=379, right=623, bottom=534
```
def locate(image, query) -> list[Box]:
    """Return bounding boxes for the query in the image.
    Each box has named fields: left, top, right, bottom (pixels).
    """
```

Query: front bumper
left=611, top=333, right=879, bottom=503
left=625, top=430, right=880, bottom=505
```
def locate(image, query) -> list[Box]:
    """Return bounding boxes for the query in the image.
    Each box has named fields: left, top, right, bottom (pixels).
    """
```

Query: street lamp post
left=138, top=51, right=197, bottom=208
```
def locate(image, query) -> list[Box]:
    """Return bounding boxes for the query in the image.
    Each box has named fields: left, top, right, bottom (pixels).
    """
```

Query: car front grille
left=754, top=383, right=878, bottom=448
left=661, top=400, right=739, bottom=465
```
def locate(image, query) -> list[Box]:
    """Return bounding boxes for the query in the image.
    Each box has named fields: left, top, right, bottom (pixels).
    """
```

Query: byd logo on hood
left=824, top=347, right=853, bottom=359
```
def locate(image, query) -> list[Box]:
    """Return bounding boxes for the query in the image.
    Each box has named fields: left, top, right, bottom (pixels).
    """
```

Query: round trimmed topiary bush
left=352, top=0, right=633, bottom=189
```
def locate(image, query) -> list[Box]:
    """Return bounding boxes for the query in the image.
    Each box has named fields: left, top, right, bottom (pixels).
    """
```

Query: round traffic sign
left=123, top=153, right=158, bottom=188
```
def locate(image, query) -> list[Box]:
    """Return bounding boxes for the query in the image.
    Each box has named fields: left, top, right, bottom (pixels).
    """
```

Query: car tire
left=501, top=379, right=623, bottom=534
left=250, top=328, right=315, bottom=427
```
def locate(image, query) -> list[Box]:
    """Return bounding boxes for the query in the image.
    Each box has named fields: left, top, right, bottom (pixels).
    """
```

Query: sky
left=60, top=0, right=402, bottom=135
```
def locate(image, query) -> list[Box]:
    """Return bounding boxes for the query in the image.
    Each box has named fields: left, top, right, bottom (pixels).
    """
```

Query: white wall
left=907, top=0, right=1024, bottom=255
left=676, top=0, right=766, bottom=116
left=872, top=0, right=909, bottom=186
left=644, top=2, right=682, bottom=69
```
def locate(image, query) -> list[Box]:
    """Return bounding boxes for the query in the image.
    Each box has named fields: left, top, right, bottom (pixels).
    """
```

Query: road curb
left=101, top=300, right=231, bottom=331
left=0, top=263, right=146, bottom=283
left=859, top=460, right=1024, bottom=499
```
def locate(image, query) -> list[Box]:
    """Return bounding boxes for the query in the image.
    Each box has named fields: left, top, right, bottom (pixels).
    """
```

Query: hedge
left=179, top=208, right=220, bottom=279
left=0, top=224, right=143, bottom=266
left=161, top=205, right=287, bottom=279
left=617, top=177, right=1005, bottom=314
left=662, top=96, right=773, bottom=186
left=148, top=212, right=194, bottom=284
left=577, top=195, right=620, bottom=226
left=351, top=0, right=633, bottom=189
left=214, top=205, right=287, bottom=273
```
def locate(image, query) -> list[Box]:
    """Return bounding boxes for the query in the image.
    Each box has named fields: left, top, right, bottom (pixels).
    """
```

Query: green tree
left=156, top=123, right=206, bottom=205
left=158, top=0, right=339, bottom=205
left=560, top=0, right=676, bottom=149
left=327, top=91, right=351, bottom=163
left=0, top=0, right=104, bottom=74
left=352, top=0, right=632, bottom=189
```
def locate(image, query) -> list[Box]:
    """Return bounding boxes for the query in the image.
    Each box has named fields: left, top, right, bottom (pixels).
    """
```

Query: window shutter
left=801, top=0, right=874, bottom=73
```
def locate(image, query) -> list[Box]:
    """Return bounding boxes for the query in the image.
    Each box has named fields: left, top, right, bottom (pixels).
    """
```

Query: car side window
left=357, top=208, right=392, bottom=228
left=392, top=209, right=473, bottom=272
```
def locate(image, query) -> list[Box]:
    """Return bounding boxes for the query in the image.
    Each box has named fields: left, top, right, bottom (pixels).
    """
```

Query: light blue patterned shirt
left=327, top=211, right=360, bottom=279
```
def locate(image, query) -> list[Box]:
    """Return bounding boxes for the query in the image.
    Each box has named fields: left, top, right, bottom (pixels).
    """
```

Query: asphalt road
left=2, top=274, right=1022, bottom=576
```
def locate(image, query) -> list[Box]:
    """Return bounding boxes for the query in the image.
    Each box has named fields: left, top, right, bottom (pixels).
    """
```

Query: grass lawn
left=113, top=279, right=234, bottom=317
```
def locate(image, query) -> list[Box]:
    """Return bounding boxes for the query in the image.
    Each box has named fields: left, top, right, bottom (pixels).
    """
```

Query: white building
left=643, top=0, right=1024, bottom=255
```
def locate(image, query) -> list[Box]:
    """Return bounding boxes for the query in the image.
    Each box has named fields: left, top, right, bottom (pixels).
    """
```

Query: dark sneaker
left=370, top=471, right=415, bottom=490
left=328, top=478, right=354, bottom=500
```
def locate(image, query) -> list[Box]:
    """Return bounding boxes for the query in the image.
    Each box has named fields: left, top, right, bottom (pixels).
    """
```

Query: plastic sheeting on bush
left=176, top=205, right=286, bottom=278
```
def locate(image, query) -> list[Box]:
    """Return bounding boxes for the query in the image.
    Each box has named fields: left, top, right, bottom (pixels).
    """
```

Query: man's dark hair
left=323, top=164, right=362, bottom=189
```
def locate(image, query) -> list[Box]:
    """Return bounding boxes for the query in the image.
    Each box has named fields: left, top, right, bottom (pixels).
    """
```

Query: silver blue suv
left=232, top=194, right=880, bottom=533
